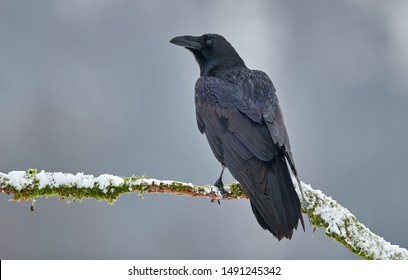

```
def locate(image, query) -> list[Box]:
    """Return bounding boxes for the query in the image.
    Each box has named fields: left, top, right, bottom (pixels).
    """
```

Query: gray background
left=1, top=0, right=407, bottom=259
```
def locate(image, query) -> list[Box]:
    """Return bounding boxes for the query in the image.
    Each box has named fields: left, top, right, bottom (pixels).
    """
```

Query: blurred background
left=1, top=0, right=407, bottom=259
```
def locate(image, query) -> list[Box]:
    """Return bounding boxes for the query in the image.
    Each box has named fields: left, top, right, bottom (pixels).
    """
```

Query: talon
left=214, top=177, right=226, bottom=199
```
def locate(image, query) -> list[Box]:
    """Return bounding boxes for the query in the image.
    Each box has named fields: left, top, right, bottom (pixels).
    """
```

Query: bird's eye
left=206, top=39, right=213, bottom=46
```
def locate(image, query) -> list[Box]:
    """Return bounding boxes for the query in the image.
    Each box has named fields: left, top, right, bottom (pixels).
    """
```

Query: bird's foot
left=214, top=177, right=226, bottom=200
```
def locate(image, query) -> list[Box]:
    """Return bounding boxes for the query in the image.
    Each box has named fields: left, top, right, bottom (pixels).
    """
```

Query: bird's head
left=170, top=33, right=246, bottom=76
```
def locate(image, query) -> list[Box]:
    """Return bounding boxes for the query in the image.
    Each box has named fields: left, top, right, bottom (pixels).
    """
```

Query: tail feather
left=233, top=154, right=304, bottom=240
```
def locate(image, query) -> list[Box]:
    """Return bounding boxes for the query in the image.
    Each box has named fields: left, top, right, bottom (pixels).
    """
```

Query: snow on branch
left=299, top=181, right=408, bottom=260
left=1, top=169, right=407, bottom=260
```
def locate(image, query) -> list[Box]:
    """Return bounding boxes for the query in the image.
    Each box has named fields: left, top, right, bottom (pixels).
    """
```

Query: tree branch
left=1, top=169, right=407, bottom=260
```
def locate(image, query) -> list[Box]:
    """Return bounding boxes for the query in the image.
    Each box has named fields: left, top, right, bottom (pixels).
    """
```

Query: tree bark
left=1, top=169, right=407, bottom=260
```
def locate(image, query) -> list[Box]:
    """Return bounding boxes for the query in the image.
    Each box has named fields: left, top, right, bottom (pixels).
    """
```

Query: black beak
left=170, top=35, right=202, bottom=50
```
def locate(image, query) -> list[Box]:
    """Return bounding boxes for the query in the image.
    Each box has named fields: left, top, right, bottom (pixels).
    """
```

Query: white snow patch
left=1, top=170, right=125, bottom=192
left=128, top=178, right=223, bottom=195
left=202, top=185, right=220, bottom=195
left=131, top=178, right=194, bottom=188
left=131, top=178, right=157, bottom=189
left=50, top=172, right=77, bottom=187
left=6, top=171, right=33, bottom=190
left=36, top=170, right=52, bottom=187
left=96, top=174, right=124, bottom=189
left=74, top=173, right=95, bottom=188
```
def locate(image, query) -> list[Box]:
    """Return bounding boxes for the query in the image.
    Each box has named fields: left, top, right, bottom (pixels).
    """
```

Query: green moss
left=2, top=173, right=250, bottom=203
left=309, top=212, right=327, bottom=228
left=170, top=181, right=190, bottom=192
left=5, top=173, right=145, bottom=204
left=27, top=169, right=37, bottom=175
left=228, top=182, right=245, bottom=197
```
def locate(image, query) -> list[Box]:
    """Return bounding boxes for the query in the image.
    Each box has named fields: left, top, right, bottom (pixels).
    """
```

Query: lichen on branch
left=1, top=169, right=407, bottom=260
left=0, top=169, right=246, bottom=203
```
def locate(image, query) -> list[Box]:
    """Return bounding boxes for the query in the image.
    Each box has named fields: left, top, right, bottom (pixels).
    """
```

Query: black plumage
left=170, top=34, right=304, bottom=240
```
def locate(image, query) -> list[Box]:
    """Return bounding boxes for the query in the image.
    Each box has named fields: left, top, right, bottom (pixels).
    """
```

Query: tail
left=236, top=154, right=304, bottom=240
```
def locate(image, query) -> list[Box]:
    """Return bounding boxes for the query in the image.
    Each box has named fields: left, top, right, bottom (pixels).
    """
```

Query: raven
left=170, top=34, right=304, bottom=240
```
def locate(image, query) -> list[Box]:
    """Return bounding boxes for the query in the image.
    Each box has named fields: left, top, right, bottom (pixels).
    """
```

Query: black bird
left=170, top=34, right=304, bottom=240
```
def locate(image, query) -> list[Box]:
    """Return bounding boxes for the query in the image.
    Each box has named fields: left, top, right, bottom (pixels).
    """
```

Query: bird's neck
left=201, top=58, right=246, bottom=76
